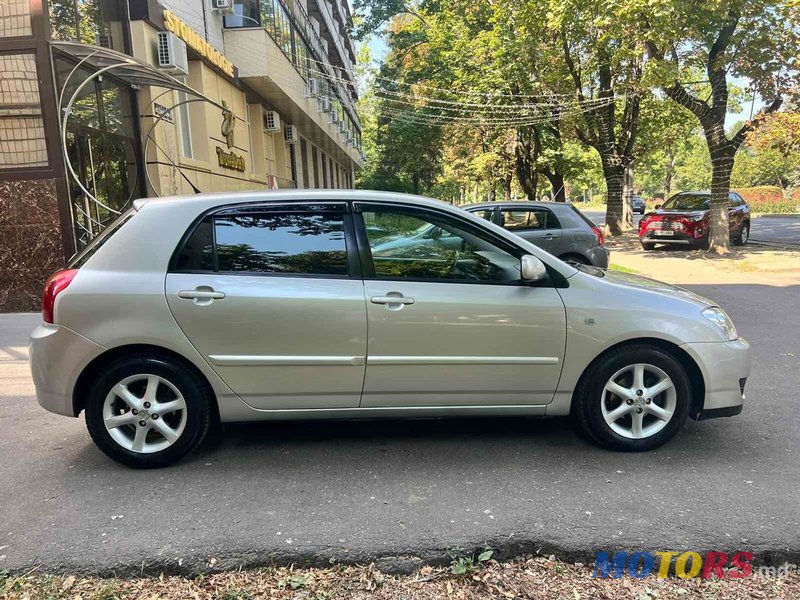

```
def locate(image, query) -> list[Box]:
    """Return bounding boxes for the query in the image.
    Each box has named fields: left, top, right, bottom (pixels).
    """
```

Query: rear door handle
left=544, top=233, right=560, bottom=239
left=371, top=296, right=415, bottom=305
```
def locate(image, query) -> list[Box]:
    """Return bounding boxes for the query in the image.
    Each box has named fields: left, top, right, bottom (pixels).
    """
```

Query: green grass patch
left=609, top=263, right=639, bottom=274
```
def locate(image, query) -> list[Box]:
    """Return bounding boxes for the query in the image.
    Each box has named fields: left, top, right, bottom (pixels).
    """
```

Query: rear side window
left=175, top=210, right=349, bottom=276
left=499, top=209, right=559, bottom=230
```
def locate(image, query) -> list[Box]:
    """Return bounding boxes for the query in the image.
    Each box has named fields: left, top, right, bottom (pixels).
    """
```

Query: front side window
left=362, top=209, right=521, bottom=283
left=175, top=209, right=349, bottom=276
left=469, top=209, right=495, bottom=222
left=499, top=209, right=556, bottom=230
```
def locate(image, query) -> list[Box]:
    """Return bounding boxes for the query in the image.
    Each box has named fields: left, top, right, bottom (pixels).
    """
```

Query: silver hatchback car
left=463, top=201, right=610, bottom=268
left=31, top=191, right=749, bottom=468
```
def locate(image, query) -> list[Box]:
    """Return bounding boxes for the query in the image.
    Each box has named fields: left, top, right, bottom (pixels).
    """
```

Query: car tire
left=641, top=241, right=655, bottom=251
left=734, top=222, right=749, bottom=246
left=84, top=353, right=213, bottom=468
left=560, top=253, right=591, bottom=266
left=573, top=344, right=691, bottom=452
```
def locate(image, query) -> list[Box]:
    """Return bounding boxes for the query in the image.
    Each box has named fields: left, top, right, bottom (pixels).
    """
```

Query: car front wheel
left=734, top=222, right=749, bottom=246
left=573, top=344, right=691, bottom=451
left=85, top=354, right=213, bottom=468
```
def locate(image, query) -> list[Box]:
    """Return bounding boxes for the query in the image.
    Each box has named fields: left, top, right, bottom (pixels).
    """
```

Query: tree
left=642, top=1, right=800, bottom=253
left=636, top=94, right=698, bottom=197
left=537, top=0, right=645, bottom=235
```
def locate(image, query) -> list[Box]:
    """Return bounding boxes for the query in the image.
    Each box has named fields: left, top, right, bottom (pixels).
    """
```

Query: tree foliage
left=354, top=0, right=800, bottom=244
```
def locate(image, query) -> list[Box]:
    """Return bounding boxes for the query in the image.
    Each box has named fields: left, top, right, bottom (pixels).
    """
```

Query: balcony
left=223, top=0, right=361, bottom=165
left=224, top=0, right=359, bottom=129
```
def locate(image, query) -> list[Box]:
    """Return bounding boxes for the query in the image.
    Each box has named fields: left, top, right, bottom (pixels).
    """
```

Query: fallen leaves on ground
left=2, top=557, right=798, bottom=600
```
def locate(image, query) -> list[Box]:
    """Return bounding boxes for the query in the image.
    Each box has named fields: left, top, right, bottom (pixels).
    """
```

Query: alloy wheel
left=600, top=363, right=677, bottom=439
left=103, top=374, right=188, bottom=453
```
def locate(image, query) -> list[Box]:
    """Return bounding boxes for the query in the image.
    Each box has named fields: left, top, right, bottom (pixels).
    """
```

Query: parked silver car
left=463, top=201, right=610, bottom=267
left=31, top=191, right=749, bottom=468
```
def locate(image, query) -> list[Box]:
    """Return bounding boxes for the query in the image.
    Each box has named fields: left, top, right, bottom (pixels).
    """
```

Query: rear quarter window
left=68, top=209, right=135, bottom=269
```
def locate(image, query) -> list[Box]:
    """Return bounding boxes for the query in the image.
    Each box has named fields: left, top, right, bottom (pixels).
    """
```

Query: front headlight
left=702, top=307, right=738, bottom=341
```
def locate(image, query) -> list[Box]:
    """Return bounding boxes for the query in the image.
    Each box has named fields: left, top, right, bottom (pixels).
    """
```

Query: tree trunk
left=622, top=161, right=635, bottom=229
left=544, top=171, right=566, bottom=202
left=601, top=158, right=625, bottom=236
left=708, top=147, right=735, bottom=254
left=515, top=128, right=538, bottom=200
left=664, top=149, right=675, bottom=196
left=411, top=172, right=420, bottom=195
left=503, top=174, right=512, bottom=200
left=487, top=180, right=496, bottom=202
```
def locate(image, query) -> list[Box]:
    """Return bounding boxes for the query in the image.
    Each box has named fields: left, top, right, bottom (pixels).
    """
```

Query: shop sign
left=163, top=10, right=235, bottom=78
left=216, top=146, right=246, bottom=172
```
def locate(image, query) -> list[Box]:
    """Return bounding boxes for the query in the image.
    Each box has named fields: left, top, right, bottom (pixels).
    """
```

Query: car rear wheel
left=641, top=241, right=655, bottom=251
left=559, top=253, right=591, bottom=266
left=85, top=354, right=212, bottom=468
left=573, top=344, right=690, bottom=451
left=734, top=222, right=749, bottom=246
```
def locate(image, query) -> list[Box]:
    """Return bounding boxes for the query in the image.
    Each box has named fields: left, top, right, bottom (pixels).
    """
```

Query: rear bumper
left=681, top=338, right=750, bottom=419
left=30, top=323, right=105, bottom=417
left=587, top=245, right=610, bottom=268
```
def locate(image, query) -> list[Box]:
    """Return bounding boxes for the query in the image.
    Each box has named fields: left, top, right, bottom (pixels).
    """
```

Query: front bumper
left=681, top=338, right=750, bottom=419
left=640, top=230, right=702, bottom=245
left=30, top=323, right=105, bottom=417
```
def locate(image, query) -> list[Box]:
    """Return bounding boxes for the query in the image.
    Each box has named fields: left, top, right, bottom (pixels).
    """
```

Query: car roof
left=463, top=201, right=574, bottom=211
left=133, top=189, right=455, bottom=212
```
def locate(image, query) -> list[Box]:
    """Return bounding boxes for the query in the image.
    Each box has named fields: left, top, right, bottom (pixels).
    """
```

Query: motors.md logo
left=593, top=551, right=753, bottom=579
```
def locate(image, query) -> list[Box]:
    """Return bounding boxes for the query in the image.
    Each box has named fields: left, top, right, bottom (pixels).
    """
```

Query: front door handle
left=371, top=295, right=415, bottom=305
left=178, top=288, right=225, bottom=305
left=544, top=233, right=560, bottom=240
left=178, top=290, right=226, bottom=300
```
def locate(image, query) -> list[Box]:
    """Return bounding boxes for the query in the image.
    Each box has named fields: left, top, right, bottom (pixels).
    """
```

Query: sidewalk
left=606, top=234, right=800, bottom=286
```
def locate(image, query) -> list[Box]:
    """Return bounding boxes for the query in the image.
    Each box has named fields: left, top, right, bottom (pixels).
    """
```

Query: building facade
left=0, top=0, right=362, bottom=311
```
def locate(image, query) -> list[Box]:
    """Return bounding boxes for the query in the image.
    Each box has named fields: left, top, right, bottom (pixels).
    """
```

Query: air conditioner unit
left=94, top=32, right=113, bottom=49
left=263, top=110, right=281, bottom=132
left=317, top=96, right=331, bottom=113
left=284, top=124, right=298, bottom=143
left=304, top=78, right=318, bottom=98
left=329, top=108, right=339, bottom=125
left=212, top=0, right=235, bottom=14
left=338, top=122, right=347, bottom=134
left=157, top=31, right=189, bottom=76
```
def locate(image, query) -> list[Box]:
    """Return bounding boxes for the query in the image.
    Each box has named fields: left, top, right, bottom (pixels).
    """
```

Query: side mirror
left=654, top=204, right=662, bottom=209
left=521, top=254, right=547, bottom=282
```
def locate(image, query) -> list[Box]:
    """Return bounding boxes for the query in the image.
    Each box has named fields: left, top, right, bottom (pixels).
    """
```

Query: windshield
left=661, top=193, right=710, bottom=211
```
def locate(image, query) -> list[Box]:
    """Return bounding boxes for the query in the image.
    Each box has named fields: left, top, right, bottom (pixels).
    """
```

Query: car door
left=355, top=202, right=567, bottom=408
left=165, top=202, right=367, bottom=410
left=498, top=207, right=563, bottom=255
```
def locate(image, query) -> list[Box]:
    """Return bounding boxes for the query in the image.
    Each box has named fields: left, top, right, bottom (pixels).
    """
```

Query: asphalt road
left=2, top=285, right=800, bottom=575
left=581, top=208, right=800, bottom=246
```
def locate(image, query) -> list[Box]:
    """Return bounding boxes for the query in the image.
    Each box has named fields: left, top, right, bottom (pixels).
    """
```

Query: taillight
left=591, top=226, right=605, bottom=246
left=42, top=269, right=78, bottom=324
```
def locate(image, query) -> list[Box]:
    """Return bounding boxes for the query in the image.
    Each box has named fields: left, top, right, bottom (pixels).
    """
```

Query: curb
left=752, top=213, right=800, bottom=218
left=5, top=538, right=800, bottom=577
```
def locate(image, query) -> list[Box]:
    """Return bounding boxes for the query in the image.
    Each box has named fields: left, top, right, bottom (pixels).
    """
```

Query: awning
left=51, top=41, right=228, bottom=206
left=50, top=41, right=220, bottom=105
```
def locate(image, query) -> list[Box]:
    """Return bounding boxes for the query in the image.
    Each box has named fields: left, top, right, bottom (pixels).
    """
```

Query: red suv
left=639, top=191, right=750, bottom=250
